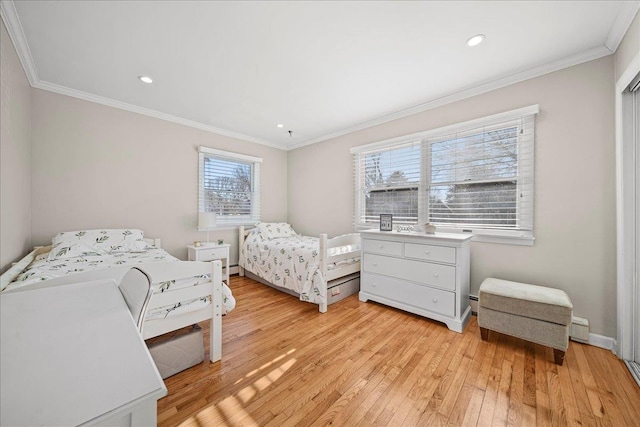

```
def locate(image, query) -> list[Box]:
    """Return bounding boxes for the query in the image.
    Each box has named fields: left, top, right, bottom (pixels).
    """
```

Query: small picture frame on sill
left=379, top=214, right=393, bottom=232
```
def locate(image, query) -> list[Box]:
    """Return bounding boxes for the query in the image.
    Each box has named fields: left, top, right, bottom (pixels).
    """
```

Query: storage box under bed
left=146, top=324, right=204, bottom=379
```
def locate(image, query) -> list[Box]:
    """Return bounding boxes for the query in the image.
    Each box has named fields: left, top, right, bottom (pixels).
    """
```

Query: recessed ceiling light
left=466, top=34, right=485, bottom=47
left=277, top=124, right=284, bottom=128
left=138, top=75, right=153, bottom=84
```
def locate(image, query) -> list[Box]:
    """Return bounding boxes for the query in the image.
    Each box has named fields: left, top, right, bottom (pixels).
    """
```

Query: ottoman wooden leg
left=554, top=349, right=565, bottom=366
left=480, top=327, right=489, bottom=341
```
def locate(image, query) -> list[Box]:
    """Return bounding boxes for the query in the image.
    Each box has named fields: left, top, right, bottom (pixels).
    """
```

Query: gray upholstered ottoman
left=478, top=278, right=573, bottom=365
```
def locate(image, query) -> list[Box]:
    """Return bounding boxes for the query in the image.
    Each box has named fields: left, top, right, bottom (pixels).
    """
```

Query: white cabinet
left=188, top=244, right=230, bottom=285
left=359, top=230, right=472, bottom=332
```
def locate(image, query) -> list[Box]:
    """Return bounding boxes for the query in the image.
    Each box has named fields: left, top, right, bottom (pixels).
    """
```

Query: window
left=360, top=143, right=421, bottom=225
left=198, top=146, right=262, bottom=227
left=352, top=106, right=537, bottom=245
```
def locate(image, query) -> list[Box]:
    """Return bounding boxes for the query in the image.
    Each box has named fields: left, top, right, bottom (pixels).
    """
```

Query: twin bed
left=238, top=223, right=361, bottom=312
left=0, top=229, right=233, bottom=363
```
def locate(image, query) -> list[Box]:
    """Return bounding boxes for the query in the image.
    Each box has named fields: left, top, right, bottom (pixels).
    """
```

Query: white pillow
left=48, top=229, right=149, bottom=260
left=47, top=241, right=105, bottom=261
left=256, top=223, right=297, bottom=240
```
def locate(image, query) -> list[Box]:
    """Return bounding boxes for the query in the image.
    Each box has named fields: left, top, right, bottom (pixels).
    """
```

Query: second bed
left=239, top=223, right=361, bottom=312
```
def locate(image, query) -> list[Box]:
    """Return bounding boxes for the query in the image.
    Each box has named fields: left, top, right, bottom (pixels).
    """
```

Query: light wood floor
left=157, top=276, right=640, bottom=426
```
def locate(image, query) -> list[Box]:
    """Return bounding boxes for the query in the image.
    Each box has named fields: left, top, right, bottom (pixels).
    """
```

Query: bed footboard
left=138, top=260, right=223, bottom=363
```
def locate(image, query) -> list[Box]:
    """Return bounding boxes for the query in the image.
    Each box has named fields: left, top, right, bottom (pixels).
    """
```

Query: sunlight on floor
left=239, top=348, right=296, bottom=383
left=178, top=350, right=297, bottom=426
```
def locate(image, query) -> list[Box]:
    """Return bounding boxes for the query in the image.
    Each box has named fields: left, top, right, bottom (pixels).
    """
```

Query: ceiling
left=2, top=1, right=638, bottom=150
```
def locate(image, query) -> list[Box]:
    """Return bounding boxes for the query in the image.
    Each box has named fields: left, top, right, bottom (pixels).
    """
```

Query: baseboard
left=230, top=265, right=239, bottom=275
left=587, top=333, right=616, bottom=351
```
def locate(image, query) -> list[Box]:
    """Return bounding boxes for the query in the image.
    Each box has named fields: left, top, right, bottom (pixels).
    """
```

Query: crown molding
left=605, top=1, right=640, bottom=52
left=1, top=0, right=629, bottom=152
left=33, top=81, right=285, bottom=150
left=0, top=1, right=284, bottom=151
left=287, top=45, right=612, bottom=150
left=0, top=0, right=38, bottom=85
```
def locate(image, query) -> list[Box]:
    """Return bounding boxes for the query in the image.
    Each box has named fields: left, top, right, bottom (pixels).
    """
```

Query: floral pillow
left=47, top=229, right=149, bottom=261
left=47, top=241, right=105, bottom=261
left=256, top=223, right=297, bottom=240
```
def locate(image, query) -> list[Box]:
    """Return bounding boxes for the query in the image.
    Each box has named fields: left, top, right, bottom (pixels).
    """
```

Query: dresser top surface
left=360, top=229, right=473, bottom=243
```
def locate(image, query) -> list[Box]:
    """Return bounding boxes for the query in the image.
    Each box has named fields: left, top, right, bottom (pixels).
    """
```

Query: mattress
left=5, top=247, right=236, bottom=319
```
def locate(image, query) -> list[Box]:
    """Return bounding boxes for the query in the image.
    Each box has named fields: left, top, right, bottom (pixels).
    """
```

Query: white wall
left=30, top=89, right=287, bottom=264
left=288, top=56, right=617, bottom=338
left=0, top=20, right=31, bottom=273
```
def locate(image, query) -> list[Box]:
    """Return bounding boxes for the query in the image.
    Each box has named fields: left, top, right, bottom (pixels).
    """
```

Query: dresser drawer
left=361, top=272, right=455, bottom=317
left=362, top=239, right=403, bottom=257
left=404, top=243, right=456, bottom=264
left=363, top=253, right=456, bottom=291
left=193, top=246, right=227, bottom=261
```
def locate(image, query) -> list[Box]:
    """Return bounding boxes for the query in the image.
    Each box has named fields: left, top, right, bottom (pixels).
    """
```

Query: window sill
left=198, top=222, right=259, bottom=232
left=470, top=233, right=535, bottom=246
left=355, top=224, right=534, bottom=246
left=433, top=228, right=535, bottom=246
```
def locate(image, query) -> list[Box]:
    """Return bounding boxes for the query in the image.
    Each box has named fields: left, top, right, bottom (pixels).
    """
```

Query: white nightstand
left=187, top=244, right=230, bottom=284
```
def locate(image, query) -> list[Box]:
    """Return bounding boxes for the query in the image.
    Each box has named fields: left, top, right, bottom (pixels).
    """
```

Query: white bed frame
left=238, top=226, right=361, bottom=313
left=0, top=238, right=224, bottom=363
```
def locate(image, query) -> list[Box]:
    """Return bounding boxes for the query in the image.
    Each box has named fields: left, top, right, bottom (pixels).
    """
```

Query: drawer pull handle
left=379, top=245, right=384, bottom=249
left=372, top=263, right=378, bottom=267
left=372, top=282, right=377, bottom=287
left=433, top=273, right=439, bottom=278
left=432, top=298, right=438, bottom=303
left=425, top=250, right=430, bottom=254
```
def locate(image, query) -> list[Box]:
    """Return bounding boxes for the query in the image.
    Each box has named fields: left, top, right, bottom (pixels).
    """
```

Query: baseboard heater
left=570, top=316, right=589, bottom=343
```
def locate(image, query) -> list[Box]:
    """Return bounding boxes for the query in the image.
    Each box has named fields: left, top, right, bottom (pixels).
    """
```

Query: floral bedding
left=6, top=246, right=236, bottom=320
left=239, top=229, right=360, bottom=306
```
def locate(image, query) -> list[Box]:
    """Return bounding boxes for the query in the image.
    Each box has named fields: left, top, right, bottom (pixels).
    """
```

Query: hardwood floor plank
left=547, top=362, right=568, bottom=426
left=492, top=358, right=513, bottom=425
left=459, top=386, right=484, bottom=427
left=565, top=343, right=598, bottom=427
left=507, top=337, right=525, bottom=427
left=572, top=343, right=608, bottom=420
left=556, top=345, right=583, bottom=426
left=523, top=341, right=537, bottom=407
left=155, top=276, right=640, bottom=427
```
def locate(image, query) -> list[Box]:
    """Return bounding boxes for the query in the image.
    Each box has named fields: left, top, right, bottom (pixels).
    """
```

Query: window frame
left=198, top=146, right=262, bottom=228
left=352, top=105, right=538, bottom=246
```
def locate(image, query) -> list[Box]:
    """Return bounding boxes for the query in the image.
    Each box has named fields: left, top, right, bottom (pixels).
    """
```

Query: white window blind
left=427, top=116, right=534, bottom=231
left=354, top=141, right=422, bottom=225
left=352, top=106, right=537, bottom=244
left=198, top=146, right=262, bottom=226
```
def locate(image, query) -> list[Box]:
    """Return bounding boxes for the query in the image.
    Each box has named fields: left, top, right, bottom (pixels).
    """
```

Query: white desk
left=0, top=279, right=167, bottom=426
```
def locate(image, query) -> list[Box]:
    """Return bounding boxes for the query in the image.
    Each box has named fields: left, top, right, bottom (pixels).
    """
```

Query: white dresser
left=359, top=230, right=472, bottom=332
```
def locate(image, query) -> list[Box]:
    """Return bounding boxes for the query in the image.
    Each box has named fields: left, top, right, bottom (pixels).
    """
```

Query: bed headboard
left=144, top=237, right=162, bottom=248
left=238, top=226, right=255, bottom=249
